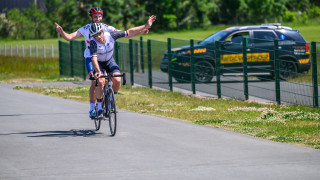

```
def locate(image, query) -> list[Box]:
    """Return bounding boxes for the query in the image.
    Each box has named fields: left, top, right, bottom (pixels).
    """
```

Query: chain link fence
left=58, top=38, right=319, bottom=108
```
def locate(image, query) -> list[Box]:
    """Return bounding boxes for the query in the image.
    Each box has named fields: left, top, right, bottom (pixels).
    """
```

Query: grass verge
left=14, top=85, right=320, bottom=149
left=0, top=56, right=81, bottom=83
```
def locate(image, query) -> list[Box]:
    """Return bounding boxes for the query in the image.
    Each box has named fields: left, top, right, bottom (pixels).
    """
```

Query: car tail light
left=306, top=43, right=310, bottom=54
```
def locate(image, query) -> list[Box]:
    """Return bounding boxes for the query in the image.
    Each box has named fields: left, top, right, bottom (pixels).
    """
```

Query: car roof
left=226, top=23, right=296, bottom=32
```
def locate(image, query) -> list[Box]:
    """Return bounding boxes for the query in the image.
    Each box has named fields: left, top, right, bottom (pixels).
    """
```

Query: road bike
left=92, top=73, right=126, bottom=136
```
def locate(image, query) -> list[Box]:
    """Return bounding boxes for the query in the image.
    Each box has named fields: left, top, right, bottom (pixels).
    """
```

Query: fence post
left=215, top=41, right=221, bottom=98
left=29, top=45, right=32, bottom=57
left=242, top=37, right=249, bottom=100
left=140, top=36, right=145, bottom=73
left=115, top=41, right=119, bottom=65
left=147, top=39, right=152, bottom=88
left=312, top=41, right=319, bottom=108
left=168, top=38, right=173, bottom=92
left=135, top=42, right=139, bottom=72
left=10, top=45, right=12, bottom=56
left=129, top=39, right=134, bottom=85
left=4, top=44, right=6, bottom=56
left=22, top=45, right=24, bottom=57
left=16, top=45, right=18, bottom=56
left=36, top=45, right=38, bottom=57
left=43, top=45, right=46, bottom=58
left=190, top=39, right=196, bottom=94
left=70, top=41, right=74, bottom=77
left=58, top=40, right=63, bottom=76
left=274, top=39, right=281, bottom=105
left=81, top=40, right=86, bottom=80
left=51, top=44, right=54, bottom=57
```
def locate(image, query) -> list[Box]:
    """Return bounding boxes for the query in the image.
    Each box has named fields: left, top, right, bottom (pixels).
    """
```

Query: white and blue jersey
left=89, top=30, right=128, bottom=74
left=77, top=23, right=117, bottom=58
left=77, top=23, right=117, bottom=76
left=89, top=31, right=128, bottom=61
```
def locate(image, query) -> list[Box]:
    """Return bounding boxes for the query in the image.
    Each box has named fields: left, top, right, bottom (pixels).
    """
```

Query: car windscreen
left=199, top=30, right=231, bottom=45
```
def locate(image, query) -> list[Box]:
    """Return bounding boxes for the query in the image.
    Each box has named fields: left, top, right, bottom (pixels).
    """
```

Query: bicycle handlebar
left=95, top=73, right=126, bottom=86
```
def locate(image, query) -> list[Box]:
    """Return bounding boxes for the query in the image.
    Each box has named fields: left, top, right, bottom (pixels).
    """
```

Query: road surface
left=0, top=83, right=319, bottom=180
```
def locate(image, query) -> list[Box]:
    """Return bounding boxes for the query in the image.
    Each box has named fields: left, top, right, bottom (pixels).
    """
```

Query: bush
left=308, top=6, right=320, bottom=18
left=283, top=10, right=297, bottom=22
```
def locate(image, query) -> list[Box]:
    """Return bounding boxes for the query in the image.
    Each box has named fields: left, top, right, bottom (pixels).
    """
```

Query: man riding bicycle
left=89, top=15, right=156, bottom=119
left=55, top=7, right=119, bottom=119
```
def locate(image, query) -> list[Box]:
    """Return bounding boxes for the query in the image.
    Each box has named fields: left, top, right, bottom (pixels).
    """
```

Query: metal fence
left=58, top=38, right=320, bottom=108
left=0, top=44, right=58, bottom=58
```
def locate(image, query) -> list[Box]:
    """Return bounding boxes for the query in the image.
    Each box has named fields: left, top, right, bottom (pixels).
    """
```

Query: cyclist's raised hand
left=55, top=22, right=63, bottom=34
left=146, top=15, right=156, bottom=29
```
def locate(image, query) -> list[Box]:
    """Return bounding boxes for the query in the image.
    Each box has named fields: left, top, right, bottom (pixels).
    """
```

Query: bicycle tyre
left=106, top=89, right=117, bottom=136
left=94, top=105, right=101, bottom=131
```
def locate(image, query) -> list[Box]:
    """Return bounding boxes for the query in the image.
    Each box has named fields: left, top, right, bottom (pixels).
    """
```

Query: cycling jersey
left=77, top=23, right=117, bottom=58
left=89, top=31, right=128, bottom=62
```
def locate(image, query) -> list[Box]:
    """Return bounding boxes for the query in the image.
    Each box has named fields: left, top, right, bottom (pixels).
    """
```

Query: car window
left=253, top=31, right=276, bottom=40
left=199, top=30, right=231, bottom=45
left=225, top=32, right=249, bottom=44
left=275, top=31, right=306, bottom=42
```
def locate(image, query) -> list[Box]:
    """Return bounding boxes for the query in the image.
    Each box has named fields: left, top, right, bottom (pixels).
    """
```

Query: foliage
left=2, top=0, right=320, bottom=40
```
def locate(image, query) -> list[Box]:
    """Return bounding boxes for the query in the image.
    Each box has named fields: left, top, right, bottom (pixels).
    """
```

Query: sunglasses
left=93, top=31, right=102, bottom=38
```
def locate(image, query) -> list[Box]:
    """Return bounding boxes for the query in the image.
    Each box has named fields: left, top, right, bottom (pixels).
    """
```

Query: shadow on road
left=0, top=112, right=87, bottom=117
left=0, top=129, right=102, bottom=137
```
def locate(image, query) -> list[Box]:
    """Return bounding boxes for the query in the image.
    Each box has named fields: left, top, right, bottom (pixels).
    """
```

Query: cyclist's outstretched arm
left=55, top=22, right=81, bottom=41
left=126, top=15, right=156, bottom=38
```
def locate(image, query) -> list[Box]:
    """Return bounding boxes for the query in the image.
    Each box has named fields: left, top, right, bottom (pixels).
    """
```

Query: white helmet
left=89, top=23, right=103, bottom=36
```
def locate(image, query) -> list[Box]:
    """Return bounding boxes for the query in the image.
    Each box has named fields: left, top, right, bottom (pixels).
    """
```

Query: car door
left=219, top=31, right=250, bottom=74
left=249, top=30, right=277, bottom=73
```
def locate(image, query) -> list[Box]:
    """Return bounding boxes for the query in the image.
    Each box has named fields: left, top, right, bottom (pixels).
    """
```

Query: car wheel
left=173, top=73, right=191, bottom=83
left=194, top=60, right=215, bottom=83
left=279, top=60, right=297, bottom=80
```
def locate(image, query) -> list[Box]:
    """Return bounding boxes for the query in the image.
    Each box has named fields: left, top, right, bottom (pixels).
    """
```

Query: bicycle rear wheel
left=94, top=105, right=101, bottom=131
left=106, top=89, right=117, bottom=136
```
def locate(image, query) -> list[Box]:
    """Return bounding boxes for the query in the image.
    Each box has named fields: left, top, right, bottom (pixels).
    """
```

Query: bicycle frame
left=93, top=72, right=126, bottom=136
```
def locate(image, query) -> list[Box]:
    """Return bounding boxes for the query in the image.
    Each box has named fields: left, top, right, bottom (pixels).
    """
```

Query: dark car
left=160, top=23, right=311, bottom=83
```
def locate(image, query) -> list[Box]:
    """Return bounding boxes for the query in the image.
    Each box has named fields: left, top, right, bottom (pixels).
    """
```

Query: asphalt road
left=0, top=83, right=320, bottom=180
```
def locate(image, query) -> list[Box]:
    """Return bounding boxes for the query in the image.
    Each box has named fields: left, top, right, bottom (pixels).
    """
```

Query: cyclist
left=55, top=7, right=118, bottom=119
left=89, top=15, right=156, bottom=119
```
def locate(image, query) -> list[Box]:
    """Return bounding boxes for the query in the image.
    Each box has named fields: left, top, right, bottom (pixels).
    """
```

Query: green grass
left=14, top=85, right=320, bottom=149
left=0, top=56, right=80, bottom=82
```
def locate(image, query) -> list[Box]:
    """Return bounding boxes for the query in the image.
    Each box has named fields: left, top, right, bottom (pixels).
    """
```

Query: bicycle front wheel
left=106, top=89, right=117, bottom=136
left=94, top=105, right=101, bottom=131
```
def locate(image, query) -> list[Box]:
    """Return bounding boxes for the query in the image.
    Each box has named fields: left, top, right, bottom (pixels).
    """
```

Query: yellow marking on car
left=184, top=48, right=207, bottom=54
left=171, top=58, right=177, bottom=61
left=194, top=48, right=207, bottom=54
left=299, top=59, right=309, bottom=64
left=220, top=53, right=270, bottom=64
left=182, top=62, right=190, bottom=67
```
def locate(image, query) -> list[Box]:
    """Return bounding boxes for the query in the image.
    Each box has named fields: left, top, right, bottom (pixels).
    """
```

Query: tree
left=25, top=4, right=50, bottom=39
left=7, top=9, right=30, bottom=39
left=0, top=9, right=12, bottom=39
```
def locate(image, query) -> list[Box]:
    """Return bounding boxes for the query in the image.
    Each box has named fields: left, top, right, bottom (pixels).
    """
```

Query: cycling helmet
left=89, top=7, right=103, bottom=16
left=89, top=23, right=103, bottom=36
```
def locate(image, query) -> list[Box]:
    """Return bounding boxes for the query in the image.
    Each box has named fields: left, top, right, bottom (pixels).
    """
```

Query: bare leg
left=111, top=72, right=121, bottom=93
